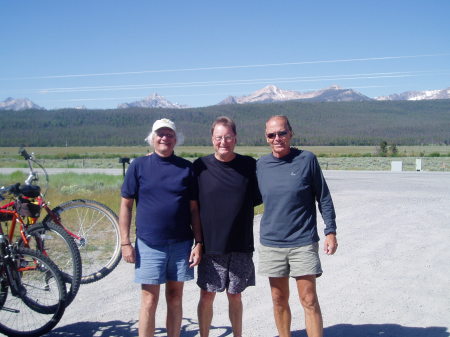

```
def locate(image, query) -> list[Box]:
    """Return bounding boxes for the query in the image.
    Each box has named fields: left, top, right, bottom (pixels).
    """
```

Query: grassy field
left=1, top=145, right=449, bottom=217
left=1, top=145, right=449, bottom=172
left=1, top=145, right=449, bottom=161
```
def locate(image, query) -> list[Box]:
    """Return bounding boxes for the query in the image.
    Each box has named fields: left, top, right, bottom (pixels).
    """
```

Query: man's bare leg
left=139, top=284, right=160, bottom=337
left=269, top=277, right=291, bottom=337
left=197, top=289, right=216, bottom=337
left=295, top=275, right=323, bottom=337
left=165, top=281, right=184, bottom=337
left=227, top=292, right=243, bottom=337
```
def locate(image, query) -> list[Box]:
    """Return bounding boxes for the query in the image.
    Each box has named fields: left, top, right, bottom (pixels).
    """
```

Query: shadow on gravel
left=175, top=317, right=232, bottom=337
left=290, top=324, right=449, bottom=337
left=44, top=320, right=138, bottom=336
left=44, top=317, right=233, bottom=337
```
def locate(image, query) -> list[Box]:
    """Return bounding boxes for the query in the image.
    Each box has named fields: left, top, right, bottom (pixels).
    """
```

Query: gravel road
left=25, top=170, right=450, bottom=337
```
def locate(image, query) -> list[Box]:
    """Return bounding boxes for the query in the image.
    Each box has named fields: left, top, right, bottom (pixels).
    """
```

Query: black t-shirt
left=193, top=154, right=262, bottom=254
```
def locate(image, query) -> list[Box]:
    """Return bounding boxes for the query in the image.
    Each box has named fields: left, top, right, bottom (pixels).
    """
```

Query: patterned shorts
left=197, top=252, right=255, bottom=294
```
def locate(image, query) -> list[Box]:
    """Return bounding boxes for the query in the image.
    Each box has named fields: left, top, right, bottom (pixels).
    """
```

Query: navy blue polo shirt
left=121, top=153, right=196, bottom=246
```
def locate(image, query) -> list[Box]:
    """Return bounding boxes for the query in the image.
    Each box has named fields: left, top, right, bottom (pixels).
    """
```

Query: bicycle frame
left=0, top=201, right=31, bottom=246
left=1, top=193, right=82, bottom=245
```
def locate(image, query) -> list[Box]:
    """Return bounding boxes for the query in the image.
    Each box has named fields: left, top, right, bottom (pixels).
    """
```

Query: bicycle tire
left=0, top=247, right=66, bottom=337
left=43, top=199, right=121, bottom=284
left=0, top=279, right=7, bottom=308
left=22, top=222, right=82, bottom=306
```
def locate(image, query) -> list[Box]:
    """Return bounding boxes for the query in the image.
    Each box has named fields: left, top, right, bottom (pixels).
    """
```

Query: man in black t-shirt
left=193, top=116, right=261, bottom=337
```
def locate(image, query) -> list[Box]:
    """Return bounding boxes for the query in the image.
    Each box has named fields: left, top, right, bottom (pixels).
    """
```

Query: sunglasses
left=266, top=131, right=289, bottom=139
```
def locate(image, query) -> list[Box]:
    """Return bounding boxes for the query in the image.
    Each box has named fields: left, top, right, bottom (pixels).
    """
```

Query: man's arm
left=310, top=155, right=338, bottom=255
left=189, top=200, right=203, bottom=267
left=311, top=156, right=337, bottom=234
left=119, top=197, right=136, bottom=263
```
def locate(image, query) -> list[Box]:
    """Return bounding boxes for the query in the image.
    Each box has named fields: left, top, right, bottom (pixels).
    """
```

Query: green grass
left=1, top=145, right=450, bottom=159
left=1, top=145, right=449, bottom=170
left=0, top=172, right=123, bottom=215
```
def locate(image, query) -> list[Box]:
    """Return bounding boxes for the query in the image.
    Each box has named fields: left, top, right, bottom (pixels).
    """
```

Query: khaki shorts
left=258, top=242, right=322, bottom=278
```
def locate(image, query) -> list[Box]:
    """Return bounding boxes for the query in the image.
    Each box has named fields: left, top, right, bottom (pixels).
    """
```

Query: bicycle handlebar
left=0, top=183, right=41, bottom=199
left=19, top=147, right=32, bottom=160
left=17, top=147, right=49, bottom=195
left=0, top=183, right=21, bottom=197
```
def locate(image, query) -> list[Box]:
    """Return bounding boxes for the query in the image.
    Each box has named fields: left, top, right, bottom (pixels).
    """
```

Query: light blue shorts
left=134, top=238, right=194, bottom=285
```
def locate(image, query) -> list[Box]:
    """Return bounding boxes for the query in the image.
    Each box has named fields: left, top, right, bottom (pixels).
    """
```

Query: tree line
left=1, top=100, right=449, bottom=147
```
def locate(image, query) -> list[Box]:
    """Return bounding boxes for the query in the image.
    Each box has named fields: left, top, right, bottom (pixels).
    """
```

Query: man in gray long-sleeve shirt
left=256, top=115, right=338, bottom=337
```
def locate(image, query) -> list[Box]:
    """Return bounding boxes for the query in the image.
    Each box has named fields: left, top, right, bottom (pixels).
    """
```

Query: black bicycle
left=0, top=229, right=67, bottom=336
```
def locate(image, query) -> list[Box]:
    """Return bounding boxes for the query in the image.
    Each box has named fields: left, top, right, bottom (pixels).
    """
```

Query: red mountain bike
left=0, top=182, right=81, bottom=307
left=0, top=213, right=67, bottom=336
left=13, top=148, right=121, bottom=284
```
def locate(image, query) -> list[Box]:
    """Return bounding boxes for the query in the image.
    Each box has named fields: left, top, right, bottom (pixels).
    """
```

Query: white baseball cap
left=151, top=118, right=176, bottom=133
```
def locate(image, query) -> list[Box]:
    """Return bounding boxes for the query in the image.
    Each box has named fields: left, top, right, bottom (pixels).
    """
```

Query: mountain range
left=376, top=87, right=450, bottom=101
left=218, top=85, right=372, bottom=104
left=1, top=85, right=449, bottom=111
left=0, top=97, right=44, bottom=111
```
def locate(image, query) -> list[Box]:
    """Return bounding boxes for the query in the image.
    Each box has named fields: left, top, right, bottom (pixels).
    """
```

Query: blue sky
left=1, top=0, right=449, bottom=109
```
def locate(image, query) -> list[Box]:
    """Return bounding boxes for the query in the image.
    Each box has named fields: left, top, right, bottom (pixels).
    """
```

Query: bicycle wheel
left=0, top=247, right=66, bottom=337
left=23, top=222, right=82, bottom=306
left=43, top=199, right=121, bottom=284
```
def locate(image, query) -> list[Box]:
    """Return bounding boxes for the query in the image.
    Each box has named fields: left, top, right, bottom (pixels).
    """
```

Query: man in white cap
left=119, top=118, right=203, bottom=337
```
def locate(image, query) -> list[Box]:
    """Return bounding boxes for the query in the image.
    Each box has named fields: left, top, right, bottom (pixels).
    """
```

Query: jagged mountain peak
left=118, top=93, right=189, bottom=109
left=327, top=84, right=342, bottom=90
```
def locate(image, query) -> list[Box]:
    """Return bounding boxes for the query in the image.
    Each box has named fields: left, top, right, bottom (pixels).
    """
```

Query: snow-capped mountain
left=0, top=97, right=44, bottom=111
left=218, top=85, right=372, bottom=105
left=375, top=87, right=450, bottom=101
left=299, top=85, right=372, bottom=102
left=118, top=93, right=188, bottom=109
left=218, top=85, right=305, bottom=104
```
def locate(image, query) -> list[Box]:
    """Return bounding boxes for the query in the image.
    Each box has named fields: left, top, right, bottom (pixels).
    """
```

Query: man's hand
left=122, top=244, right=136, bottom=263
left=324, top=233, right=338, bottom=255
left=189, top=243, right=202, bottom=268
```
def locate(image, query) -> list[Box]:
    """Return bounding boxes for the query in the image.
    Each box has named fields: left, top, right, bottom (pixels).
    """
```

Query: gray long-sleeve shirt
left=256, top=148, right=336, bottom=248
